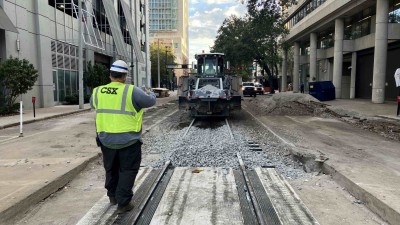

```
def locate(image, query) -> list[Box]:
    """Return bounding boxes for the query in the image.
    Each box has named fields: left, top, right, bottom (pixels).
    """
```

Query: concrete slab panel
left=150, top=167, right=243, bottom=225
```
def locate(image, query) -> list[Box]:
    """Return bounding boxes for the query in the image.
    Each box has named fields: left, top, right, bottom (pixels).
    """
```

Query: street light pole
left=157, top=39, right=160, bottom=88
left=78, top=0, right=83, bottom=109
left=165, top=48, right=168, bottom=89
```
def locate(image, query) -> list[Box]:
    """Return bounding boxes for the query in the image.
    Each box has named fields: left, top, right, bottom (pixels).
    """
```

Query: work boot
left=109, top=196, right=117, bottom=205
left=116, top=202, right=134, bottom=214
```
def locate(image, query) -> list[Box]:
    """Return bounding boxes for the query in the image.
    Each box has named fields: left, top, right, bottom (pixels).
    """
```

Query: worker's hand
left=142, top=87, right=152, bottom=94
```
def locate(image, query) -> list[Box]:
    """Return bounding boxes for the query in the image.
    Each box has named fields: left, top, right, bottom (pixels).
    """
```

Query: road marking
left=0, top=136, right=19, bottom=143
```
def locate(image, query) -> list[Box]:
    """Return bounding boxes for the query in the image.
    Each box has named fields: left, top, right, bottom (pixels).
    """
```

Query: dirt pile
left=244, top=92, right=334, bottom=117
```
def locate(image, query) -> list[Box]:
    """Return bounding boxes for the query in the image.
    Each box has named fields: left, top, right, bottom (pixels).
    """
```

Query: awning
left=120, top=0, right=145, bottom=63
left=0, top=6, right=18, bottom=33
left=101, top=0, right=129, bottom=58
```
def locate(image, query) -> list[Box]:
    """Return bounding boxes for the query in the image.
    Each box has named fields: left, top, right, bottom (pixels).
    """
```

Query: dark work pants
left=100, top=142, right=142, bottom=207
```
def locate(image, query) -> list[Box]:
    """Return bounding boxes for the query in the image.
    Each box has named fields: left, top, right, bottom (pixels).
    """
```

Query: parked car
left=242, top=82, right=256, bottom=97
left=255, top=83, right=264, bottom=95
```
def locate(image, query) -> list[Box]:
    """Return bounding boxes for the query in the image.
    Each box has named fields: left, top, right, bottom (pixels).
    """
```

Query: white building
left=0, top=0, right=151, bottom=108
left=282, top=0, right=400, bottom=102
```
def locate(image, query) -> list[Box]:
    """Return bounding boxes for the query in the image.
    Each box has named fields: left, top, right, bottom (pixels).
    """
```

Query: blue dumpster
left=308, top=81, right=335, bottom=101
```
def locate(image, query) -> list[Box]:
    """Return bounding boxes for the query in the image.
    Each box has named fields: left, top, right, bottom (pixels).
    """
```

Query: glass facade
left=51, top=41, right=80, bottom=102
left=389, top=0, right=400, bottom=23
left=285, top=0, right=327, bottom=29
left=344, top=7, right=374, bottom=40
left=300, top=43, right=310, bottom=56
left=149, top=0, right=178, bottom=31
left=318, top=29, right=334, bottom=49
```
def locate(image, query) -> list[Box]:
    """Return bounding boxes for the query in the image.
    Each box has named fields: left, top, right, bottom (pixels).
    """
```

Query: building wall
left=148, top=0, right=189, bottom=80
left=284, top=0, right=400, bottom=101
left=0, top=0, right=149, bottom=109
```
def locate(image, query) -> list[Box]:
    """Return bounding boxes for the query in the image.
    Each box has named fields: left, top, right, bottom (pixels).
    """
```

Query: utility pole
left=130, top=0, right=134, bottom=85
left=78, top=0, right=84, bottom=109
left=157, top=39, right=160, bottom=88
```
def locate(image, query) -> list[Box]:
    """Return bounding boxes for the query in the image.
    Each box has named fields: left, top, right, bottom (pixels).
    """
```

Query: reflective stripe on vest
left=93, top=82, right=143, bottom=133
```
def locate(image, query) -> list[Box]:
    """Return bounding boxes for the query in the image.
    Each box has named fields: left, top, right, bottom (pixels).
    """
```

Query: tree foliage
left=0, top=56, right=38, bottom=113
left=83, top=61, right=110, bottom=92
left=212, top=15, right=253, bottom=81
left=150, top=42, right=175, bottom=87
left=212, top=0, right=295, bottom=90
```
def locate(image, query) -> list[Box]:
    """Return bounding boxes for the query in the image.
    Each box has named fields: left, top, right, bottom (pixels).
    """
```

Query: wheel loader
left=178, top=53, right=242, bottom=117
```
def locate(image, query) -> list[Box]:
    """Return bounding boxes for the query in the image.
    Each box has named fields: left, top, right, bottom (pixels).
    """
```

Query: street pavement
left=0, top=92, right=399, bottom=224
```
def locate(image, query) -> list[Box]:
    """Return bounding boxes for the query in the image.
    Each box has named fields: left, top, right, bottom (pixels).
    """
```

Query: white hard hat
left=110, top=60, right=129, bottom=73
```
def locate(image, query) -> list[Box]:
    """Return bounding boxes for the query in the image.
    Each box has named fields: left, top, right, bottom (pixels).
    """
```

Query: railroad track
left=77, top=118, right=319, bottom=225
left=183, top=118, right=234, bottom=139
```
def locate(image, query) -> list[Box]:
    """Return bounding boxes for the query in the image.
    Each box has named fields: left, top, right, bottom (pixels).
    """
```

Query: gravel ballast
left=143, top=116, right=309, bottom=180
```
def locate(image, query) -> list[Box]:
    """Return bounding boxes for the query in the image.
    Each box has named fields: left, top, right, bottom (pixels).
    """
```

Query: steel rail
left=237, top=153, right=267, bottom=225
left=225, top=118, right=234, bottom=139
left=125, top=161, right=171, bottom=225
left=183, top=118, right=196, bottom=137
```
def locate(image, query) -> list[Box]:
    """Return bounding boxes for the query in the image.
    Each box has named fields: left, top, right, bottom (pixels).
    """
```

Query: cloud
left=223, top=5, right=246, bottom=17
left=188, top=1, right=246, bottom=63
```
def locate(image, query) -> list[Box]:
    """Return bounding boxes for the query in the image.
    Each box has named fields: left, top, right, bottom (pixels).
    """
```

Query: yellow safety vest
left=92, top=82, right=143, bottom=133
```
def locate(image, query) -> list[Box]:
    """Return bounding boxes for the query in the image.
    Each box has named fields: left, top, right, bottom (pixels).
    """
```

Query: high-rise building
left=0, top=0, right=150, bottom=108
left=148, top=0, right=189, bottom=83
left=282, top=0, right=400, bottom=103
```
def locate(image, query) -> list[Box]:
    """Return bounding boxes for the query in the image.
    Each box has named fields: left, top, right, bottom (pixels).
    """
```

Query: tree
left=150, top=42, right=175, bottom=87
left=212, top=0, right=296, bottom=92
left=212, top=15, right=253, bottom=81
left=83, top=61, right=109, bottom=92
left=0, top=57, right=38, bottom=114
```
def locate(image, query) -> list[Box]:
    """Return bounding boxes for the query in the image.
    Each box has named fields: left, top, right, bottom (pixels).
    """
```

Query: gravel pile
left=143, top=121, right=308, bottom=180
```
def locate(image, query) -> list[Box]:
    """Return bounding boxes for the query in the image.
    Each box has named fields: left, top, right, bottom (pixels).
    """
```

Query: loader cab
left=195, top=53, right=225, bottom=76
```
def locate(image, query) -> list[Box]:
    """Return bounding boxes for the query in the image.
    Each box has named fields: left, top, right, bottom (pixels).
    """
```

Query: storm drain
left=132, top=169, right=174, bottom=225
left=113, top=168, right=172, bottom=225
left=247, top=170, right=282, bottom=225
left=233, top=170, right=260, bottom=225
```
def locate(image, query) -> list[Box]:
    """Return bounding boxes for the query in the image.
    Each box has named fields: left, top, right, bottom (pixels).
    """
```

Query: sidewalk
left=325, top=98, right=399, bottom=120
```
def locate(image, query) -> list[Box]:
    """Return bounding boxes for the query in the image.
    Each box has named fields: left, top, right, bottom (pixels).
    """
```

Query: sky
left=188, top=0, right=247, bottom=64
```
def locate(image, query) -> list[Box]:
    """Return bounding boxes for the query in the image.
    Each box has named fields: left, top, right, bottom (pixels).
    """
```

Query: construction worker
left=90, top=60, right=156, bottom=214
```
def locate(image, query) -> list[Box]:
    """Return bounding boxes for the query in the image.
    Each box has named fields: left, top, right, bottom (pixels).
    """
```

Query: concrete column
left=281, top=49, right=288, bottom=92
left=372, top=0, right=389, bottom=103
left=310, top=33, right=317, bottom=82
left=333, top=18, right=344, bottom=98
left=293, top=42, right=300, bottom=93
left=350, top=52, right=357, bottom=99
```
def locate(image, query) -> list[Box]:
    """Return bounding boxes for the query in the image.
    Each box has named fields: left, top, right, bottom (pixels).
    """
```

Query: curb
left=322, top=162, right=399, bottom=225
left=0, top=152, right=101, bottom=224
left=0, top=108, right=92, bottom=130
